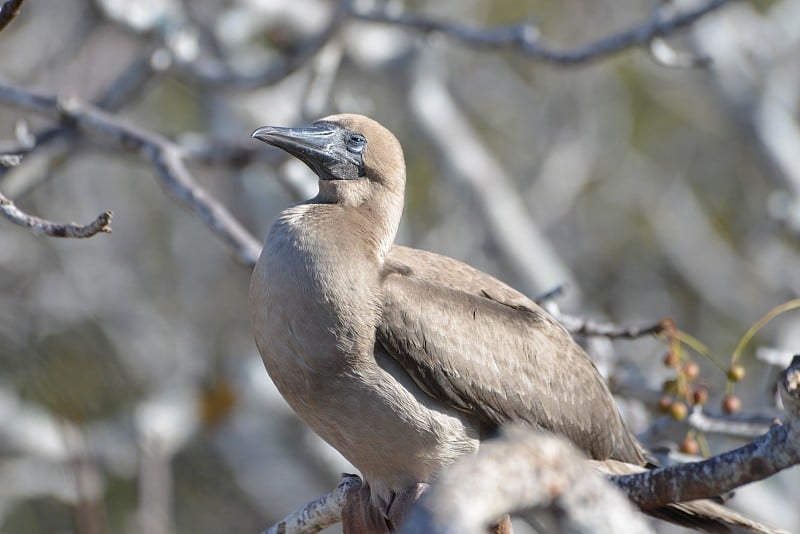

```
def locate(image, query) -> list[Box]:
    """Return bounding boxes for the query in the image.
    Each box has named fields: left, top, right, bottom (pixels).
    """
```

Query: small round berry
left=670, top=401, right=688, bottom=421
left=683, top=361, right=700, bottom=381
left=722, top=395, right=742, bottom=414
left=692, top=387, right=709, bottom=406
left=679, top=435, right=699, bottom=455
left=727, top=364, right=746, bottom=382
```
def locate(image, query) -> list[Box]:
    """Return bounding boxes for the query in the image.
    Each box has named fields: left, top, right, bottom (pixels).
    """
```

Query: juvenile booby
left=249, top=114, right=779, bottom=533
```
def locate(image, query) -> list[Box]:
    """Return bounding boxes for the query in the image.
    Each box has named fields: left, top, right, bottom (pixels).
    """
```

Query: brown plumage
left=249, top=114, right=781, bottom=533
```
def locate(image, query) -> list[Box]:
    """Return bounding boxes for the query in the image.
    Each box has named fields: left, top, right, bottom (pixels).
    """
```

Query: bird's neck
left=315, top=179, right=404, bottom=259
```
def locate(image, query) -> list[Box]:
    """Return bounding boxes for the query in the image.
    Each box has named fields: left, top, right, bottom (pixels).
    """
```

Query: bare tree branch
left=260, top=358, right=800, bottom=533
left=0, top=82, right=262, bottom=264
left=0, top=0, right=24, bottom=33
left=0, top=191, right=112, bottom=238
left=687, top=406, right=775, bottom=439
left=558, top=314, right=666, bottom=339
left=2, top=47, right=166, bottom=168
left=349, top=0, right=734, bottom=65
left=402, top=426, right=654, bottom=534
left=616, top=420, right=800, bottom=510
left=172, top=0, right=346, bottom=90
left=261, top=474, right=362, bottom=534
left=95, top=47, right=167, bottom=112
left=0, top=147, right=112, bottom=238
left=612, top=356, right=800, bottom=510
left=534, top=285, right=667, bottom=339
left=1, top=48, right=171, bottom=200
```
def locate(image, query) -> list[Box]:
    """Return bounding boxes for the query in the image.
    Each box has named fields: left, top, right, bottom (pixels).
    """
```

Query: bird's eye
left=346, top=133, right=366, bottom=155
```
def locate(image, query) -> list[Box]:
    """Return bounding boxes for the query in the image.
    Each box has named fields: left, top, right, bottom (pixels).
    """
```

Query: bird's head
left=252, top=114, right=406, bottom=198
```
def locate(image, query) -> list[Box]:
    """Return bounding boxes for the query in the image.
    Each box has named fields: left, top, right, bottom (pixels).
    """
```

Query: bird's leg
left=385, top=483, right=429, bottom=530
left=342, top=480, right=512, bottom=533
left=342, top=479, right=391, bottom=534
left=341, top=480, right=429, bottom=533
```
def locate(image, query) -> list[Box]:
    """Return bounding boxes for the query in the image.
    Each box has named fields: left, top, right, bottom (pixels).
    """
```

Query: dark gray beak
left=252, top=122, right=366, bottom=180
left=252, top=124, right=339, bottom=165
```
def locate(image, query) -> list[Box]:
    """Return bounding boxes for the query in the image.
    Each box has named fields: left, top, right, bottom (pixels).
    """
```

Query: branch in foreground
left=0, top=192, right=112, bottom=238
left=612, top=424, right=799, bottom=526
left=260, top=359, right=799, bottom=534
left=0, top=0, right=24, bottom=33
left=350, top=0, right=733, bottom=65
left=0, top=81, right=262, bottom=266
left=612, top=355, right=800, bottom=510
left=402, top=426, right=653, bottom=534
left=261, top=474, right=361, bottom=534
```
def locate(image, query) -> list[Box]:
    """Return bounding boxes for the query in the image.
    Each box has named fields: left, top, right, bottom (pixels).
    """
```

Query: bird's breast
left=251, top=208, right=384, bottom=374
left=249, top=210, right=479, bottom=495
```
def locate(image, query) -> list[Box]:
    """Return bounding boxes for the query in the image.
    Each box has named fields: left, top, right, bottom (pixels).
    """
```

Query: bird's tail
left=650, top=499, right=786, bottom=534
left=591, top=459, right=787, bottom=534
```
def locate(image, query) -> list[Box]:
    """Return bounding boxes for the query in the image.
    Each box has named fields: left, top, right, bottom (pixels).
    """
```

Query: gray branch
left=349, top=0, right=734, bottom=65
left=259, top=358, right=800, bottom=533
left=0, top=192, right=112, bottom=238
left=687, top=406, right=775, bottom=439
left=612, top=355, right=800, bottom=509
left=402, top=426, right=653, bottom=534
left=0, top=82, right=262, bottom=265
left=557, top=313, right=666, bottom=340
left=172, top=0, right=346, bottom=90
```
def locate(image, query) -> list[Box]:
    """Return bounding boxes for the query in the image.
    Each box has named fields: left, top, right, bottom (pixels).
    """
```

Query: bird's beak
left=252, top=124, right=339, bottom=165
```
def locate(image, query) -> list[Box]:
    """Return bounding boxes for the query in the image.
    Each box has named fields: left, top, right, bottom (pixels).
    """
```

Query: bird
left=249, top=114, right=781, bottom=533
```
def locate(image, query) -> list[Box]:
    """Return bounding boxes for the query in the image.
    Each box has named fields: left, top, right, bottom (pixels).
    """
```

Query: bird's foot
left=342, top=479, right=428, bottom=533
left=385, top=482, right=429, bottom=531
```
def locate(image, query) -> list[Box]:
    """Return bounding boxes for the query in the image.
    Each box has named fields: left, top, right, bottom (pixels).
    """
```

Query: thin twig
left=0, top=0, right=24, bottom=33
left=687, top=406, right=774, bottom=438
left=535, top=286, right=666, bottom=339
left=0, top=48, right=163, bottom=198
left=558, top=314, right=666, bottom=339
left=0, top=82, right=262, bottom=264
left=15, top=46, right=164, bottom=154
left=0, top=192, right=112, bottom=238
left=173, top=0, right=346, bottom=89
left=350, top=0, right=733, bottom=65
left=95, top=47, right=167, bottom=112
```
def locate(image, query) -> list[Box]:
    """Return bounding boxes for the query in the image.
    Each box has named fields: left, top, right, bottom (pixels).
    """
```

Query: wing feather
left=378, top=246, right=644, bottom=465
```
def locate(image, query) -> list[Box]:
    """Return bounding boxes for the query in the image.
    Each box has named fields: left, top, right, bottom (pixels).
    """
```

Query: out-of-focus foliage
left=0, top=0, right=799, bottom=532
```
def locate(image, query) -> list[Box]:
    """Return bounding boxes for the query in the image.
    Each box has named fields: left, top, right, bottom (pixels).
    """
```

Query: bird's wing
left=377, top=248, right=644, bottom=465
left=387, top=246, right=537, bottom=310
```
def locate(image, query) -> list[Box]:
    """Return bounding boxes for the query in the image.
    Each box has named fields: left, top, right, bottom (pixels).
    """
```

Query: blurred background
left=1, top=0, right=799, bottom=532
